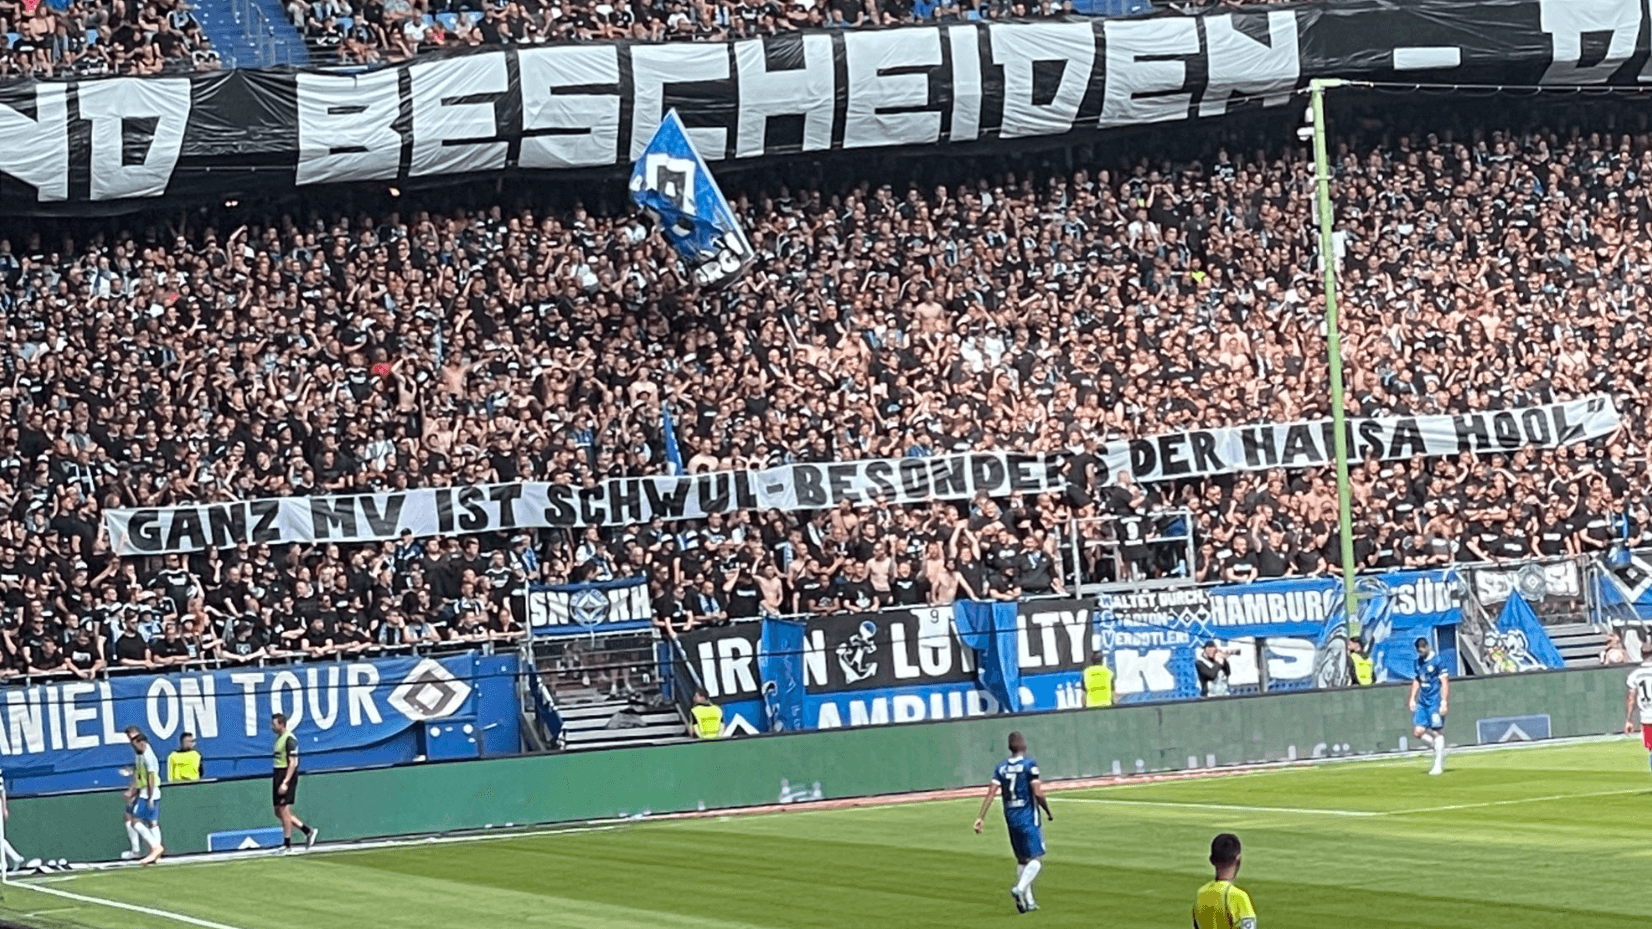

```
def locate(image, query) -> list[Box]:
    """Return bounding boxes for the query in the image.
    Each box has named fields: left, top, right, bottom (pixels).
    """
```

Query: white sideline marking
left=1386, top=787, right=1648, bottom=815
left=1052, top=798, right=1378, bottom=817
left=17, top=881, right=252, bottom=929
left=1055, top=786, right=1649, bottom=819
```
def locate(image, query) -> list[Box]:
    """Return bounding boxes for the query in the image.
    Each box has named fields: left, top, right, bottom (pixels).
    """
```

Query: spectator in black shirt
left=692, top=580, right=728, bottom=627
left=988, top=568, right=1021, bottom=602
left=1017, top=536, right=1056, bottom=595
left=723, top=569, right=762, bottom=620
left=113, top=617, right=152, bottom=669
left=301, top=617, right=336, bottom=659
left=150, top=622, right=192, bottom=667
left=223, top=622, right=268, bottom=664
left=653, top=583, right=693, bottom=635
left=28, top=638, right=71, bottom=676
left=1255, top=527, right=1290, bottom=579
left=65, top=627, right=105, bottom=679
left=888, top=560, right=930, bottom=605
left=1222, top=534, right=1259, bottom=584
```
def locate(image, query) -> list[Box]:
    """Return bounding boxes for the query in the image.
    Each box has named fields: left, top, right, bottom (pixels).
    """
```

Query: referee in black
left=271, top=713, right=318, bottom=852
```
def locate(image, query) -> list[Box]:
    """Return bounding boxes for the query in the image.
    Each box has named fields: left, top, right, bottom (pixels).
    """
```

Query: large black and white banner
left=103, top=397, right=1616, bottom=553
left=1106, top=396, right=1620, bottom=484
left=2, top=0, right=1648, bottom=212
left=104, top=451, right=1063, bottom=554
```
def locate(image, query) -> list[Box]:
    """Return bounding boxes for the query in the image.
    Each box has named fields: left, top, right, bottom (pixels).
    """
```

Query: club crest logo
left=387, top=659, right=472, bottom=721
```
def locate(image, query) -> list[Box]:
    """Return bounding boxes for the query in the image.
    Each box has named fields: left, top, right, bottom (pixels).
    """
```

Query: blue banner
left=953, top=601, right=1023, bottom=713
left=1101, top=570, right=1462, bottom=703
left=2, top=651, right=521, bottom=796
left=662, top=404, right=685, bottom=476
left=525, top=576, right=652, bottom=636
left=1489, top=591, right=1566, bottom=671
left=629, top=109, right=753, bottom=289
left=759, top=618, right=807, bottom=733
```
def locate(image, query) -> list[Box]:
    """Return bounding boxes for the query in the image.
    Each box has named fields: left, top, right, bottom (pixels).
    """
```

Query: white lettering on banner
left=630, top=44, right=730, bottom=161
left=1200, top=11, right=1298, bottom=117
left=1387, top=576, right=1459, bottom=616
left=231, top=671, right=264, bottom=737
left=181, top=677, right=218, bottom=739
left=410, top=55, right=509, bottom=177
left=991, top=22, right=1095, bottom=139
left=98, top=681, right=122, bottom=745
left=948, top=26, right=983, bottom=141
left=1539, top=0, right=1640, bottom=85
left=814, top=688, right=998, bottom=728
left=1017, top=608, right=1090, bottom=669
left=517, top=45, right=622, bottom=169
left=733, top=34, right=835, bottom=157
left=348, top=664, right=382, bottom=726
left=1208, top=588, right=1338, bottom=626
left=7, top=689, right=45, bottom=755
left=526, top=583, right=652, bottom=630
left=307, top=666, right=342, bottom=730
left=0, top=84, right=68, bottom=201
left=295, top=69, right=402, bottom=185
left=103, top=399, right=1615, bottom=553
left=1100, top=18, right=1200, bottom=127
left=148, top=677, right=180, bottom=741
left=1266, top=637, right=1315, bottom=683
left=62, top=681, right=100, bottom=751
left=77, top=78, right=190, bottom=200
left=1113, top=649, right=1176, bottom=695
left=843, top=28, right=942, bottom=149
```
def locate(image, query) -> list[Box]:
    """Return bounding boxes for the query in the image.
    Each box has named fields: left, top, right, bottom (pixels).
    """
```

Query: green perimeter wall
left=8, top=668, right=1627, bottom=863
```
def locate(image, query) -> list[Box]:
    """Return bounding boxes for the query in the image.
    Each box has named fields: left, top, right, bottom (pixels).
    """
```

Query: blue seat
left=421, top=13, right=434, bottom=25
left=338, top=15, right=354, bottom=30
left=86, top=27, right=98, bottom=45
left=462, top=10, right=483, bottom=26
left=3, top=33, right=18, bottom=49
left=435, top=11, right=459, bottom=30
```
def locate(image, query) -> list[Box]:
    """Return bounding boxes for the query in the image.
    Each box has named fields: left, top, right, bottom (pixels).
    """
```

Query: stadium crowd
left=0, top=0, right=218, bottom=79
left=293, top=0, right=1086, bottom=65
left=1, top=105, right=1649, bottom=672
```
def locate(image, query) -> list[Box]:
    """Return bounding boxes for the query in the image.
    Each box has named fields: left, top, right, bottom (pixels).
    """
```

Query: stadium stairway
left=1546, top=623, right=1608, bottom=668
left=557, top=700, right=693, bottom=751
left=193, top=0, right=310, bottom=69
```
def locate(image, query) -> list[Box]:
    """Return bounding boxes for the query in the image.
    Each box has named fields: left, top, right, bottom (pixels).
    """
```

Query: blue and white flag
left=662, top=403, right=685, bottom=475
left=629, top=110, right=753, bottom=289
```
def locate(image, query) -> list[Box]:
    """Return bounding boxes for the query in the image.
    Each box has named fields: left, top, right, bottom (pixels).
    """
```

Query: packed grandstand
left=5, top=3, right=1652, bottom=927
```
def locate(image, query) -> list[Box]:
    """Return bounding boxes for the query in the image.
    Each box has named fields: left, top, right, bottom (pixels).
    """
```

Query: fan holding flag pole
left=629, top=109, right=755, bottom=290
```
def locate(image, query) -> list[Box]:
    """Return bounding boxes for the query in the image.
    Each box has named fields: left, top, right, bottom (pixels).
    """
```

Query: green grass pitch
left=2, top=739, right=1649, bottom=928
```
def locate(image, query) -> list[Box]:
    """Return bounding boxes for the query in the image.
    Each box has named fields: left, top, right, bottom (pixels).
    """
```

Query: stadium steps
left=556, top=700, right=692, bottom=751
left=1545, top=623, right=1607, bottom=668
left=193, top=0, right=310, bottom=69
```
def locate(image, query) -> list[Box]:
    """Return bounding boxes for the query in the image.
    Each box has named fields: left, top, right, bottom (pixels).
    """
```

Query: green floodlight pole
left=1309, top=77, right=1360, bottom=636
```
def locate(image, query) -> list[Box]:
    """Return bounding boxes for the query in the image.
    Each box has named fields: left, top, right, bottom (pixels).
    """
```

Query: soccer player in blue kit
left=1408, top=637, right=1450, bottom=776
left=973, top=731, right=1053, bottom=913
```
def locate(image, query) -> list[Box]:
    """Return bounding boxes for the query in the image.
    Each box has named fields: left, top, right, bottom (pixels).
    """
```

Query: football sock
left=1418, top=731, right=1435, bottom=750
left=134, top=823, right=160, bottom=850
left=126, top=822, right=142, bottom=854
left=1015, top=859, right=1042, bottom=894
left=2, top=840, right=21, bottom=866
left=1014, top=864, right=1025, bottom=885
left=152, top=824, right=164, bottom=847
left=1433, top=734, right=1446, bottom=767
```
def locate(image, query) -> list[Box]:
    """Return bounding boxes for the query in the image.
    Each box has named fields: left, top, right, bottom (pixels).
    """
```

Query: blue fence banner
left=629, top=109, right=754, bottom=289
left=525, top=576, right=652, bottom=636
left=1100, top=570, right=1462, bottom=703
left=1, top=651, right=521, bottom=796
left=1475, top=713, right=1553, bottom=744
left=759, top=618, right=807, bottom=733
left=1489, top=591, right=1566, bottom=671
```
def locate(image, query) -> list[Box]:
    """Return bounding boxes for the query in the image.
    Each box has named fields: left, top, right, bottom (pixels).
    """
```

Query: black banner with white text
left=3, top=0, right=1650, bottom=212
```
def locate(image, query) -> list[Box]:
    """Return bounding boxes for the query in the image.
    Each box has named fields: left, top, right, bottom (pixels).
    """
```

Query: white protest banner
left=105, top=452, right=1065, bottom=554
left=104, top=397, right=1619, bottom=554
left=1098, top=395, right=1619, bottom=483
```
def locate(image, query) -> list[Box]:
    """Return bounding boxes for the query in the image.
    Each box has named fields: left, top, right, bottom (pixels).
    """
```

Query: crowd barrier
left=4, top=665, right=1627, bottom=864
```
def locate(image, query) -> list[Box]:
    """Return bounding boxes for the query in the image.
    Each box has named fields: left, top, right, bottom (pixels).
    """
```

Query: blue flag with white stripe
left=629, top=110, right=753, bottom=289
left=662, top=403, right=684, bottom=476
